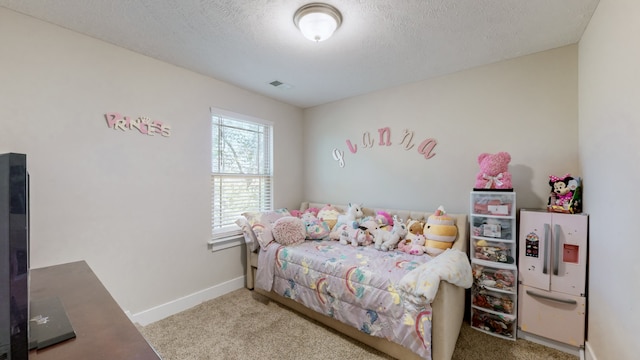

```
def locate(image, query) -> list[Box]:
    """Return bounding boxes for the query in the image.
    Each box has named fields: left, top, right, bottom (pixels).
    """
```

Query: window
left=211, top=108, right=273, bottom=239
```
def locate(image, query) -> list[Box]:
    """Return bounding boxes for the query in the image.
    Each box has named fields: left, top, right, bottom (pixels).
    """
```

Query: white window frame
left=210, top=107, right=274, bottom=245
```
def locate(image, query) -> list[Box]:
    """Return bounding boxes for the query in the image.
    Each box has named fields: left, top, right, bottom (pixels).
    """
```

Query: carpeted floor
left=139, top=288, right=578, bottom=360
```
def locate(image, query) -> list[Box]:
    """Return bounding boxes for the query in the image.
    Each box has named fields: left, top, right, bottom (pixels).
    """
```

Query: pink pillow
left=272, top=217, right=306, bottom=246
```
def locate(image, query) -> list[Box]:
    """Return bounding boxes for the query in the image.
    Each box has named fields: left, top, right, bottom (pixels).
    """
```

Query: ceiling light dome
left=294, top=3, right=342, bottom=42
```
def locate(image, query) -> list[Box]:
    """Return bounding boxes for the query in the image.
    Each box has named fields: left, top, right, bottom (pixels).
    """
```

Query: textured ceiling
left=0, top=0, right=600, bottom=108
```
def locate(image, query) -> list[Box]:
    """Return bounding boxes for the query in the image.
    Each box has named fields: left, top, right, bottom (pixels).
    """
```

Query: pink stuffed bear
left=474, top=152, right=513, bottom=190
left=397, top=234, right=427, bottom=255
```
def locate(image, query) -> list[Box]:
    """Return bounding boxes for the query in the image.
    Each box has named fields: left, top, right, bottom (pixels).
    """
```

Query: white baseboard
left=127, top=275, right=245, bottom=326
left=584, top=341, right=597, bottom=360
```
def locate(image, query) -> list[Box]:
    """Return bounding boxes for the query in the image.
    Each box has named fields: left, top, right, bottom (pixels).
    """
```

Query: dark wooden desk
left=29, top=261, right=161, bottom=360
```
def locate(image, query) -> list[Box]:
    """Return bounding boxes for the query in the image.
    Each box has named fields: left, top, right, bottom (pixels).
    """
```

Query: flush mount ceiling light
left=294, top=3, right=342, bottom=42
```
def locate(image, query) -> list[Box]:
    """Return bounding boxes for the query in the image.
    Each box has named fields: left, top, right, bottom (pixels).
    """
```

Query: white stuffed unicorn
left=336, top=202, right=364, bottom=228
left=374, top=215, right=408, bottom=251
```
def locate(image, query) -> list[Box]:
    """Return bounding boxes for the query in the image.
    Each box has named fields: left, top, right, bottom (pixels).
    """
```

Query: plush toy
left=339, top=225, right=373, bottom=247
left=397, top=234, right=427, bottom=255
left=548, top=174, right=582, bottom=213
left=336, top=202, right=364, bottom=228
left=304, top=207, right=320, bottom=217
left=375, top=211, right=394, bottom=228
left=407, top=219, right=424, bottom=234
left=329, top=222, right=361, bottom=241
left=548, top=174, right=575, bottom=206
left=317, top=204, right=341, bottom=229
left=299, top=212, right=331, bottom=239
left=474, top=152, right=513, bottom=190
left=423, top=206, right=458, bottom=256
left=405, top=218, right=424, bottom=238
left=359, top=219, right=379, bottom=234
left=300, top=211, right=317, bottom=222
left=374, top=215, right=408, bottom=251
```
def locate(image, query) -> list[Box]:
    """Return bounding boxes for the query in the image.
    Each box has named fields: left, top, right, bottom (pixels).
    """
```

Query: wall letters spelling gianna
left=332, top=127, right=436, bottom=168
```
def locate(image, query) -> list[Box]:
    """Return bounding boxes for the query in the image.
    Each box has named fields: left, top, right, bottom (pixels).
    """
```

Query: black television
left=0, top=153, right=29, bottom=360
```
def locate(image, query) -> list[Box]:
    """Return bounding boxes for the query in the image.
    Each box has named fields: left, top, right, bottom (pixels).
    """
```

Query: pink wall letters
left=333, top=127, right=437, bottom=167
left=104, top=112, right=171, bottom=137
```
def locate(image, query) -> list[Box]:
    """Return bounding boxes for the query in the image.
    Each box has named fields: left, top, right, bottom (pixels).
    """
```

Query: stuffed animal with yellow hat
left=423, top=206, right=458, bottom=256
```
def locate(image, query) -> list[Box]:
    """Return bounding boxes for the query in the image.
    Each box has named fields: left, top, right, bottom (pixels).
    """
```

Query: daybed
left=238, top=202, right=469, bottom=360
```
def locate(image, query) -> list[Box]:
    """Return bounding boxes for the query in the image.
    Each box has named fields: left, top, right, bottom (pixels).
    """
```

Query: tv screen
left=0, top=153, right=29, bottom=360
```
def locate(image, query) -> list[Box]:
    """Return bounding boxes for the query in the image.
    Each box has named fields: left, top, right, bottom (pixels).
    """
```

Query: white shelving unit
left=469, top=190, right=518, bottom=340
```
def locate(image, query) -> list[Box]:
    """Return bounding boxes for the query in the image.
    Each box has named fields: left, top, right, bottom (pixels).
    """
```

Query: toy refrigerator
left=518, top=210, right=588, bottom=348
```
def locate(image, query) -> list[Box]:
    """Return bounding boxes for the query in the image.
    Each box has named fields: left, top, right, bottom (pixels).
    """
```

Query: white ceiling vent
left=269, top=80, right=293, bottom=90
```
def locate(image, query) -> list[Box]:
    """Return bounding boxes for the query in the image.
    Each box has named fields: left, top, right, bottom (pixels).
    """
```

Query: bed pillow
left=272, top=216, right=306, bottom=246
left=235, top=217, right=259, bottom=251
left=304, top=219, right=331, bottom=239
left=241, top=208, right=291, bottom=249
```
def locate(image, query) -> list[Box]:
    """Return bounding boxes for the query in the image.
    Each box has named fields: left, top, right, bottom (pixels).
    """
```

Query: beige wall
left=579, top=0, right=640, bottom=359
left=304, top=46, right=579, bottom=215
left=0, top=8, right=304, bottom=315
left=3, top=5, right=636, bottom=358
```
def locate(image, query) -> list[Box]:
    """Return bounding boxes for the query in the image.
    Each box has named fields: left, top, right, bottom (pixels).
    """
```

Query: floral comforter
left=255, top=239, right=472, bottom=359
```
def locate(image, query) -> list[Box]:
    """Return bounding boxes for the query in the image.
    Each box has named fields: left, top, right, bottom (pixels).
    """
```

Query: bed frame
left=244, top=202, right=468, bottom=360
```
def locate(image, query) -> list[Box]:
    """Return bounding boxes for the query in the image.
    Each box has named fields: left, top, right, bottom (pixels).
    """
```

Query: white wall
left=304, top=46, right=579, bottom=215
left=0, top=8, right=304, bottom=316
left=579, top=0, right=640, bottom=359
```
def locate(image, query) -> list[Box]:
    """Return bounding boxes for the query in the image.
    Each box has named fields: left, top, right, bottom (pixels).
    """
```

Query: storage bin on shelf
left=471, top=216, right=513, bottom=241
left=472, top=286, right=516, bottom=314
left=471, top=307, right=516, bottom=339
left=472, top=261, right=517, bottom=293
left=472, top=239, right=514, bottom=264
left=472, top=193, right=514, bottom=216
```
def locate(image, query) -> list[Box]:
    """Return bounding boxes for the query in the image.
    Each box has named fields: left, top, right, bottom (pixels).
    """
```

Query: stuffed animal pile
left=289, top=203, right=459, bottom=256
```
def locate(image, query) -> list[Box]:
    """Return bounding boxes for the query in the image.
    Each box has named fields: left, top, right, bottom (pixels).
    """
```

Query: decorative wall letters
left=104, top=112, right=171, bottom=137
left=332, top=127, right=437, bottom=167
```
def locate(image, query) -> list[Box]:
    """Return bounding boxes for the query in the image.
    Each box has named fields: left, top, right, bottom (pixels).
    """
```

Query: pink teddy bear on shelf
left=398, top=234, right=427, bottom=255
left=474, top=152, right=513, bottom=190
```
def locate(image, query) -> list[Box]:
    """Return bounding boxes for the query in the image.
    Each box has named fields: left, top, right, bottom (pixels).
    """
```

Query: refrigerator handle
left=543, top=223, right=550, bottom=274
left=526, top=290, right=577, bottom=305
left=553, top=224, right=561, bottom=276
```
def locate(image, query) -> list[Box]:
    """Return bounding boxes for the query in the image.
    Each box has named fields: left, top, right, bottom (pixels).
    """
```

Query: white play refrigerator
left=518, top=210, right=588, bottom=348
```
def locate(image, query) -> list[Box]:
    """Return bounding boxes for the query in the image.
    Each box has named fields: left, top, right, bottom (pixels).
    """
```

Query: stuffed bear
left=474, top=152, right=513, bottom=190
left=402, top=218, right=424, bottom=244
left=397, top=233, right=427, bottom=255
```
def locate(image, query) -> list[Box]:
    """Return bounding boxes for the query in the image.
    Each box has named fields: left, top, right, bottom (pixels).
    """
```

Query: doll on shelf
left=548, top=174, right=582, bottom=213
